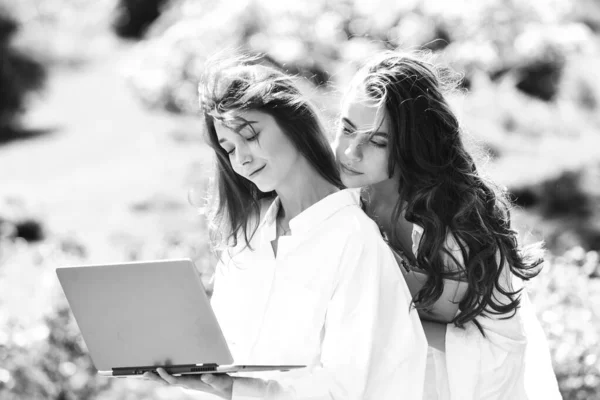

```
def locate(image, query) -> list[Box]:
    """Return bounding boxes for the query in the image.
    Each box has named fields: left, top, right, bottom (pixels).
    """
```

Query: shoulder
left=329, top=200, right=381, bottom=239
left=220, top=196, right=276, bottom=258
left=238, top=196, right=276, bottom=237
left=327, top=213, right=392, bottom=263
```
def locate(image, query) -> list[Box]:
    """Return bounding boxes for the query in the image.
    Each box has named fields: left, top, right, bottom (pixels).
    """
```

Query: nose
left=344, top=137, right=363, bottom=162
left=234, top=142, right=253, bottom=166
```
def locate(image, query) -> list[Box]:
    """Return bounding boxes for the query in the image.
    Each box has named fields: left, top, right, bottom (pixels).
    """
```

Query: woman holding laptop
left=144, top=54, right=427, bottom=399
left=332, top=51, right=561, bottom=399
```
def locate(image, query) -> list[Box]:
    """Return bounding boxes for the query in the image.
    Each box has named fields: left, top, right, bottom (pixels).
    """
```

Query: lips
left=248, top=165, right=266, bottom=177
left=340, top=163, right=363, bottom=176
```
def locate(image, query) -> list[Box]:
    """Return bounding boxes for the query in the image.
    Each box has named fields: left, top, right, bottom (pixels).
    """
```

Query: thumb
left=201, top=373, right=229, bottom=389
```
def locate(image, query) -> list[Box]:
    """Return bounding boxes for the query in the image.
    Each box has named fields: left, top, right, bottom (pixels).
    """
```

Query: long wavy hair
left=352, top=51, right=543, bottom=332
left=198, top=54, right=342, bottom=251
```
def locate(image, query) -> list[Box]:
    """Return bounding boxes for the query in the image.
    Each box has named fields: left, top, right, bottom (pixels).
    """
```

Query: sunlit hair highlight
left=353, top=50, right=543, bottom=332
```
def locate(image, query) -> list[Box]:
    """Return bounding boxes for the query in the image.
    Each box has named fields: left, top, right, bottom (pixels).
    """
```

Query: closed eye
left=369, top=139, right=387, bottom=148
left=245, top=133, right=260, bottom=142
left=221, top=146, right=235, bottom=155
left=341, top=125, right=355, bottom=136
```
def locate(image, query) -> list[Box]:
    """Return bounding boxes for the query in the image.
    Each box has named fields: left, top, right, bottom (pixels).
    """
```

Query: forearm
left=421, top=320, right=447, bottom=352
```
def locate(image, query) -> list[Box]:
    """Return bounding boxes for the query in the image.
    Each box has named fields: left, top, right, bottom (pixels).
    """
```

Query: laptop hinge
left=112, top=364, right=198, bottom=376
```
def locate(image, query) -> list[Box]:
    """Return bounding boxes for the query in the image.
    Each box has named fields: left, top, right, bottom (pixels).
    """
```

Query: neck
left=362, top=177, right=414, bottom=254
left=363, top=177, right=401, bottom=220
left=276, top=159, right=339, bottom=221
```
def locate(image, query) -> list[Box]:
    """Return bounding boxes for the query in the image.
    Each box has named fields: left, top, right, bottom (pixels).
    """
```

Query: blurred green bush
left=530, top=249, right=600, bottom=400
left=0, top=305, right=113, bottom=400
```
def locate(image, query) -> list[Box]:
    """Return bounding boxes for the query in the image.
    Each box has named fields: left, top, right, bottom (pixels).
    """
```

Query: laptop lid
left=56, top=259, right=234, bottom=372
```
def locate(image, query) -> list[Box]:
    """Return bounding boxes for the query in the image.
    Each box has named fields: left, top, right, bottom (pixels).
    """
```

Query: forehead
left=214, top=110, right=274, bottom=139
left=342, top=87, right=390, bottom=132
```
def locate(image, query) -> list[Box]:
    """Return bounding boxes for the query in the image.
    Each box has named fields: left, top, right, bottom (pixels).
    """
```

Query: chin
left=253, top=183, right=275, bottom=193
left=341, top=175, right=366, bottom=189
left=250, top=178, right=276, bottom=193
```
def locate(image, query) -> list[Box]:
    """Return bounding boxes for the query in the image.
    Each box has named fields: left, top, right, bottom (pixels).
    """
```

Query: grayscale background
left=0, top=0, right=599, bottom=399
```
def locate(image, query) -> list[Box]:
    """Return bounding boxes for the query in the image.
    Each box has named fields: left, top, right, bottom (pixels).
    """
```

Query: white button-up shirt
left=409, top=225, right=561, bottom=400
left=210, top=189, right=427, bottom=399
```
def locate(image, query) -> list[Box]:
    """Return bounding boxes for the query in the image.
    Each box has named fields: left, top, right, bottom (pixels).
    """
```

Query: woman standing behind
left=145, top=55, right=427, bottom=399
left=333, top=51, right=561, bottom=399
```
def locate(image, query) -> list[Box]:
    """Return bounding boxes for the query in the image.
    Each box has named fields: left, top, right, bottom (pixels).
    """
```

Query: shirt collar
left=261, top=197, right=280, bottom=227
left=260, top=189, right=360, bottom=238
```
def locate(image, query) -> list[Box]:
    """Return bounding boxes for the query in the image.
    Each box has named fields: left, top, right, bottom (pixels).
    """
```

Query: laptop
left=56, top=258, right=305, bottom=377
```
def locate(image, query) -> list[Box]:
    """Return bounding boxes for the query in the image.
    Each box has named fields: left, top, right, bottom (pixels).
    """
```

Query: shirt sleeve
left=442, top=293, right=560, bottom=399
left=231, top=229, right=428, bottom=400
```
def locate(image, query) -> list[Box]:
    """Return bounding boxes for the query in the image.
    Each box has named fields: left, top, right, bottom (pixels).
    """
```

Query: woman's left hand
left=143, top=368, right=234, bottom=400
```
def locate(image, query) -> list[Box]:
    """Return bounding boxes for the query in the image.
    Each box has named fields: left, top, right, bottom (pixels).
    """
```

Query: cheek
left=364, top=150, right=389, bottom=180
left=225, top=155, right=240, bottom=173
left=332, top=136, right=348, bottom=159
left=264, top=136, right=299, bottom=169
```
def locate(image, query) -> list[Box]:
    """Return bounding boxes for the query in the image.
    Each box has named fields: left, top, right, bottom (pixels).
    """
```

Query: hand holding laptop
left=143, top=368, right=233, bottom=399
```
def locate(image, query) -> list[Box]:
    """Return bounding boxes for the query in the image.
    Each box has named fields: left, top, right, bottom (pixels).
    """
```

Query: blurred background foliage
left=1, top=0, right=600, bottom=398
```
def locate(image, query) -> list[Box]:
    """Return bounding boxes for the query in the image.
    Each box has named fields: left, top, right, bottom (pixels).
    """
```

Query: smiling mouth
left=340, top=163, right=363, bottom=176
left=249, top=165, right=266, bottom=177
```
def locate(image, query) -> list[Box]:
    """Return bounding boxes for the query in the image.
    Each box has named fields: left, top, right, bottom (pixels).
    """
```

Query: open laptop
left=56, top=258, right=304, bottom=377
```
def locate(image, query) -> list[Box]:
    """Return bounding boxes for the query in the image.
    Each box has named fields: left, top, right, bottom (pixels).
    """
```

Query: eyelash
left=342, top=126, right=387, bottom=148
left=341, top=125, right=354, bottom=136
left=225, top=132, right=260, bottom=155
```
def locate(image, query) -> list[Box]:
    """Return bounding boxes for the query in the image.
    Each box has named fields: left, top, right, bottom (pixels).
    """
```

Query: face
left=333, top=87, right=393, bottom=188
left=215, top=110, right=301, bottom=193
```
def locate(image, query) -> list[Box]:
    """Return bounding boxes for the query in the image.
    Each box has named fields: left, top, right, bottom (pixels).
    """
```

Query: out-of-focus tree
left=125, top=0, right=598, bottom=114
left=1, top=0, right=118, bottom=66
left=113, top=0, right=170, bottom=39
left=0, top=8, right=46, bottom=143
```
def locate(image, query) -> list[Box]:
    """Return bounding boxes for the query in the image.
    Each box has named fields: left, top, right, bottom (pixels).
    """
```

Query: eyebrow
left=341, top=117, right=357, bottom=129
left=342, top=117, right=388, bottom=138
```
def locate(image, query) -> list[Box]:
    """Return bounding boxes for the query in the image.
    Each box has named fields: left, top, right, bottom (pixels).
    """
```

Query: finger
left=161, top=374, right=219, bottom=393
left=201, top=373, right=233, bottom=390
left=142, top=371, right=167, bottom=384
left=173, top=375, right=213, bottom=387
left=200, top=373, right=217, bottom=385
left=156, top=368, right=178, bottom=385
